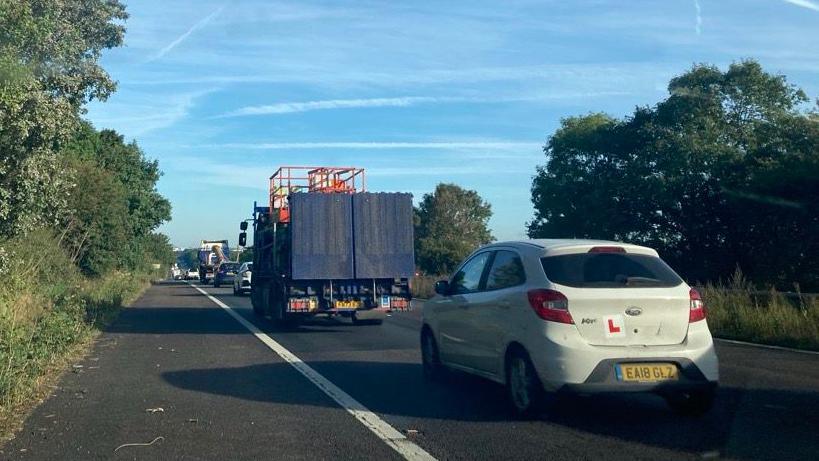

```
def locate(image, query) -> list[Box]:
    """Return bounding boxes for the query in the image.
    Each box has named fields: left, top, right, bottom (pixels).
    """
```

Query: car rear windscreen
left=540, top=252, right=683, bottom=288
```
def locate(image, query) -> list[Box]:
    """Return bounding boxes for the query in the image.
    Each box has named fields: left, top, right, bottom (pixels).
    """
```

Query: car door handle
left=498, top=301, right=511, bottom=309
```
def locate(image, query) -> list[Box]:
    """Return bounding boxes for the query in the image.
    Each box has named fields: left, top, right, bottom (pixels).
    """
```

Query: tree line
left=0, top=0, right=173, bottom=277
left=528, top=61, right=818, bottom=291
left=414, top=61, right=817, bottom=292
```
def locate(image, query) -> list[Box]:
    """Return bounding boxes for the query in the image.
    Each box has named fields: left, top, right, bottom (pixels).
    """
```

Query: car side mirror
left=434, top=280, right=450, bottom=296
left=238, top=232, right=247, bottom=247
left=240, top=221, right=248, bottom=231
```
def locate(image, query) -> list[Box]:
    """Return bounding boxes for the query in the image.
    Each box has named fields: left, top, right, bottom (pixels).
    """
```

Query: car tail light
left=689, top=288, right=706, bottom=322
left=588, top=246, right=626, bottom=253
left=527, top=289, right=574, bottom=324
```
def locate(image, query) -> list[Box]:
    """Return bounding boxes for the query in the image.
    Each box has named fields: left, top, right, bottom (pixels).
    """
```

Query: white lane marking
left=715, top=338, right=819, bottom=356
left=187, top=283, right=436, bottom=461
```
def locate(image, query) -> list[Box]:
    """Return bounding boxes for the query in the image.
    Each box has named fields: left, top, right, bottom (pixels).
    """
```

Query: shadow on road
left=105, top=307, right=358, bottom=335
left=161, top=360, right=819, bottom=460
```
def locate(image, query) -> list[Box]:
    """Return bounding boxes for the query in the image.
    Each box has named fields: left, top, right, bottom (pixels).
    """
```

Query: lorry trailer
left=240, top=166, right=414, bottom=326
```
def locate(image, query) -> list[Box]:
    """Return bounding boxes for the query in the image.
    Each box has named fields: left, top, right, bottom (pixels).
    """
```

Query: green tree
left=238, top=248, right=253, bottom=263
left=177, top=248, right=200, bottom=270
left=415, top=183, right=494, bottom=275
left=529, top=60, right=819, bottom=290
left=132, top=233, right=175, bottom=270
left=61, top=122, right=172, bottom=275
left=0, top=0, right=127, bottom=238
left=63, top=157, right=130, bottom=275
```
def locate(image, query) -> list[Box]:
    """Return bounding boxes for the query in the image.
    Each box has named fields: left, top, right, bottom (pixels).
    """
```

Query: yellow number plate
left=335, top=300, right=361, bottom=309
left=617, top=363, right=679, bottom=382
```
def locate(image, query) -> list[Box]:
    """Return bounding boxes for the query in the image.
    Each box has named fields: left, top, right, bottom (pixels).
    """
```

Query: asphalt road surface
left=3, top=281, right=819, bottom=460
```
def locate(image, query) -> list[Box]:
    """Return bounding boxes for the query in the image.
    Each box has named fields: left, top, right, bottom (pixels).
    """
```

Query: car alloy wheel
left=506, top=350, right=546, bottom=418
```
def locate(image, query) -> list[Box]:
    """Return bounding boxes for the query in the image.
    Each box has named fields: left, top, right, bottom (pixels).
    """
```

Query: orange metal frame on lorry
left=269, top=166, right=366, bottom=223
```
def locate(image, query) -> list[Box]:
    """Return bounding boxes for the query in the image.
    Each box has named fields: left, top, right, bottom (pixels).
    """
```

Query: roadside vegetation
left=0, top=0, right=173, bottom=437
left=704, top=272, right=819, bottom=351
left=414, top=183, right=494, bottom=275
left=528, top=60, right=818, bottom=293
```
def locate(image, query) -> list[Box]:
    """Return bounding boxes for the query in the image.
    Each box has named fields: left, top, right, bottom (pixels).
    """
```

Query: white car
left=233, top=262, right=252, bottom=295
left=421, top=239, right=719, bottom=417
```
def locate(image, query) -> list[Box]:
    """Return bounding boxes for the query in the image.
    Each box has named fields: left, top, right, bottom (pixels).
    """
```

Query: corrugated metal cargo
left=352, top=193, right=415, bottom=278
left=290, top=193, right=354, bottom=280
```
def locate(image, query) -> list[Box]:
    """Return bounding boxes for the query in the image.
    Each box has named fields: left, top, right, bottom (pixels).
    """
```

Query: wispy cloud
left=88, top=88, right=218, bottom=136
left=220, top=96, right=443, bottom=117
left=782, top=0, right=819, bottom=11
left=693, top=0, right=703, bottom=35
left=209, top=141, right=542, bottom=150
left=217, top=91, right=631, bottom=118
left=148, top=5, right=225, bottom=62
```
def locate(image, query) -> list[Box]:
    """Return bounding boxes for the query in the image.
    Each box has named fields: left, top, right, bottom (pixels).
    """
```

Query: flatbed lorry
left=239, top=166, right=414, bottom=326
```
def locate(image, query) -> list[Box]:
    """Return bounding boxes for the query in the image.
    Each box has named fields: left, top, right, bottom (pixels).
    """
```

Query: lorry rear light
left=527, top=289, right=574, bottom=324
left=689, top=288, right=706, bottom=322
left=588, top=246, right=626, bottom=253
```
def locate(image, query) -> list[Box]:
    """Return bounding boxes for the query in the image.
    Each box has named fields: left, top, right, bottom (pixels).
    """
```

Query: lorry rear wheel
left=351, top=314, right=383, bottom=326
left=251, top=286, right=265, bottom=316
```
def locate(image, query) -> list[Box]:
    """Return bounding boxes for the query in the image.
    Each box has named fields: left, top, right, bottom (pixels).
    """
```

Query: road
left=3, top=281, right=819, bottom=460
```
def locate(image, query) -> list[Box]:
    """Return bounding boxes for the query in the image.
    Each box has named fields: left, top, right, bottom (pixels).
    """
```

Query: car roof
left=482, top=239, right=659, bottom=257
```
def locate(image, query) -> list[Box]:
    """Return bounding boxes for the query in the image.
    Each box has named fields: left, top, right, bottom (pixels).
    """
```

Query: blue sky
left=84, top=0, right=819, bottom=249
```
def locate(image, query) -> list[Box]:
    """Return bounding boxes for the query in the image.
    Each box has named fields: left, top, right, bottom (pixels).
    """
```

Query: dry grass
left=703, top=271, right=819, bottom=351
left=411, top=275, right=441, bottom=299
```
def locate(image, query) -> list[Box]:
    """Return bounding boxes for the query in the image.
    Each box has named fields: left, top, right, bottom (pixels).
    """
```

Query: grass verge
left=0, top=232, right=160, bottom=442
left=704, top=272, right=819, bottom=351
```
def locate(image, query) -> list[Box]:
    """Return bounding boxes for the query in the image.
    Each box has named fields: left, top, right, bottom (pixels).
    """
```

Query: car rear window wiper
left=623, top=276, right=663, bottom=286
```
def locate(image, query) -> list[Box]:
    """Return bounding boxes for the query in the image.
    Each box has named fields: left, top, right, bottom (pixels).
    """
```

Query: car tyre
left=665, top=388, right=715, bottom=416
left=421, top=328, right=444, bottom=381
left=506, top=348, right=547, bottom=419
left=251, top=286, right=265, bottom=317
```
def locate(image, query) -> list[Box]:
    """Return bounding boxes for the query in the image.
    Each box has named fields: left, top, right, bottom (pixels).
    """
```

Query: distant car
left=186, top=269, right=199, bottom=280
left=213, top=262, right=240, bottom=288
left=171, top=267, right=183, bottom=280
left=421, top=239, right=719, bottom=417
left=233, top=262, right=253, bottom=295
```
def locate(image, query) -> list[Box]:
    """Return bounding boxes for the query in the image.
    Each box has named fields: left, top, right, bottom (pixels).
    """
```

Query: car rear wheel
left=665, top=388, right=715, bottom=416
left=421, top=329, right=444, bottom=381
left=506, top=349, right=546, bottom=418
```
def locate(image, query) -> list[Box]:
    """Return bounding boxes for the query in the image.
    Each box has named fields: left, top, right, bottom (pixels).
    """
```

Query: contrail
left=782, top=0, right=819, bottom=12
left=694, top=0, right=702, bottom=35
left=149, top=5, right=225, bottom=62
left=222, top=97, right=442, bottom=117
left=213, top=141, right=542, bottom=150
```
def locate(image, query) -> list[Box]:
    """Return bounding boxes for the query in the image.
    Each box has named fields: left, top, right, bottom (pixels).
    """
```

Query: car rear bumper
left=529, top=320, right=719, bottom=389
left=556, top=358, right=717, bottom=395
